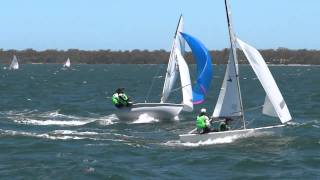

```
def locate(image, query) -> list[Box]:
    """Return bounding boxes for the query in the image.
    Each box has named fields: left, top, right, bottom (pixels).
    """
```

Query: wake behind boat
left=114, top=15, right=213, bottom=121
left=180, top=0, right=292, bottom=143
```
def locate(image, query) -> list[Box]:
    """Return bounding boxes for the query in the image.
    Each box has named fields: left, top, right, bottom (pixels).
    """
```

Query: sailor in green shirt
left=112, top=88, right=132, bottom=108
left=196, top=108, right=211, bottom=134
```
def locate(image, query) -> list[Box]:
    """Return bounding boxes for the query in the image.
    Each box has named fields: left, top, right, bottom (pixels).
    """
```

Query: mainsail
left=161, top=15, right=184, bottom=103
left=9, top=55, right=19, bottom=70
left=212, top=50, right=242, bottom=117
left=236, top=38, right=292, bottom=123
left=63, top=58, right=71, bottom=68
left=180, top=32, right=213, bottom=104
left=212, top=0, right=243, bottom=118
left=175, top=48, right=193, bottom=111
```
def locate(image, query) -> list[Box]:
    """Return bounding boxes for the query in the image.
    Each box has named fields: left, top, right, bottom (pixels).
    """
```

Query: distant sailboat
left=115, top=15, right=213, bottom=120
left=63, top=58, right=71, bottom=68
left=180, top=0, right=292, bottom=143
left=9, top=55, right=19, bottom=70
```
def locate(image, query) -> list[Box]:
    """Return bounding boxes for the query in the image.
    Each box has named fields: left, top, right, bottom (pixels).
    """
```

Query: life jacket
left=196, top=115, right=206, bottom=129
left=112, top=93, right=119, bottom=105
left=119, top=93, right=128, bottom=101
left=118, top=93, right=128, bottom=105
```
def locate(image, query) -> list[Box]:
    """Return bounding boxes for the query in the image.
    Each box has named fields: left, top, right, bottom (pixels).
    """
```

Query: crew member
left=196, top=108, right=211, bottom=134
left=219, top=117, right=231, bottom=131
left=112, top=88, right=132, bottom=108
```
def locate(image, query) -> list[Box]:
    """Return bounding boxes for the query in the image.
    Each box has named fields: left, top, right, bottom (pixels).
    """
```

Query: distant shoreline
left=0, top=48, right=319, bottom=65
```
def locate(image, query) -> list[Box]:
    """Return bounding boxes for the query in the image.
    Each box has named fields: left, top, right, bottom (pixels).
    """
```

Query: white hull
left=115, top=103, right=184, bottom=120
left=179, top=124, right=285, bottom=143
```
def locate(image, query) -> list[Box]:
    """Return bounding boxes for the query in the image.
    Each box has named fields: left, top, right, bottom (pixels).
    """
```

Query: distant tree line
left=0, top=48, right=319, bottom=65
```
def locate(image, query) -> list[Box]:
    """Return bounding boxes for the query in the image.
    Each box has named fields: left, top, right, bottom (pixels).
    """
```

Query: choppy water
left=0, top=64, right=319, bottom=179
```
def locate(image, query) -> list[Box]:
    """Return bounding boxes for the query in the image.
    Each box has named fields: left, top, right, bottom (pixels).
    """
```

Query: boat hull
left=115, top=103, right=184, bottom=120
left=179, top=124, right=285, bottom=143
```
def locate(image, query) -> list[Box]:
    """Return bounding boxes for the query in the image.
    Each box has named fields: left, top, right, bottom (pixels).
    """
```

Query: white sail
left=63, top=58, right=71, bottom=68
left=212, top=49, right=242, bottom=117
left=212, top=0, right=243, bottom=118
left=236, top=38, right=292, bottom=123
left=262, top=96, right=278, bottom=117
left=9, top=55, right=19, bottom=70
left=175, top=48, right=193, bottom=111
left=161, top=15, right=185, bottom=103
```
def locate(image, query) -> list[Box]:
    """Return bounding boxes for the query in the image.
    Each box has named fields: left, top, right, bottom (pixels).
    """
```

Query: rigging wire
left=144, top=65, right=164, bottom=103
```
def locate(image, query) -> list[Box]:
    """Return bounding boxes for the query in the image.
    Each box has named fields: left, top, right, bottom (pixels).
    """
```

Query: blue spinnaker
left=180, top=32, right=213, bottom=104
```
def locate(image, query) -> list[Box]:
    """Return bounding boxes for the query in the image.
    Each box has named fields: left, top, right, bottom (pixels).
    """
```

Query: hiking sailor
left=112, top=88, right=132, bottom=108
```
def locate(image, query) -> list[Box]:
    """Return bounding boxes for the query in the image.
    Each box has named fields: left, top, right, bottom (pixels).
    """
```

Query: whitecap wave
left=0, top=129, right=126, bottom=141
left=131, top=113, right=159, bottom=124
left=4, top=110, right=118, bottom=127
left=50, top=130, right=99, bottom=135
left=14, top=118, right=94, bottom=126
left=96, top=114, right=118, bottom=126
left=0, top=129, right=86, bottom=140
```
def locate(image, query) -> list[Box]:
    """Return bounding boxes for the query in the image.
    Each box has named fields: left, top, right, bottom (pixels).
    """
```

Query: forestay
left=236, top=38, right=292, bottom=123
left=180, top=32, right=213, bottom=104
left=161, top=15, right=184, bottom=103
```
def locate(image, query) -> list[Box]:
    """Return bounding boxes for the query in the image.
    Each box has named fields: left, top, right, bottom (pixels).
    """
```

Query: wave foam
left=14, top=118, right=93, bottom=126
left=0, top=129, right=126, bottom=141
left=131, top=113, right=159, bottom=124
left=4, top=110, right=118, bottom=127
left=164, top=135, right=238, bottom=147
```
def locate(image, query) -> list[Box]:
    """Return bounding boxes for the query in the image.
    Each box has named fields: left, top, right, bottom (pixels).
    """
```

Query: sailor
left=196, top=108, right=211, bottom=134
left=112, top=88, right=132, bottom=108
left=219, top=117, right=231, bottom=131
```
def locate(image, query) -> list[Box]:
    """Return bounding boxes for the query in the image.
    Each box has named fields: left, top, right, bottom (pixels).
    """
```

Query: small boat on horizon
left=62, top=58, right=71, bottom=69
left=9, top=55, right=19, bottom=70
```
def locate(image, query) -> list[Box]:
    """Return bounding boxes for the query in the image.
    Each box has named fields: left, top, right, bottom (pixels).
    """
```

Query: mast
left=224, top=0, right=246, bottom=129
left=160, top=15, right=184, bottom=103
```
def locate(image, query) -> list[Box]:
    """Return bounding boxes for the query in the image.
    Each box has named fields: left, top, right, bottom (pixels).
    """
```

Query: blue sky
left=0, top=0, right=319, bottom=50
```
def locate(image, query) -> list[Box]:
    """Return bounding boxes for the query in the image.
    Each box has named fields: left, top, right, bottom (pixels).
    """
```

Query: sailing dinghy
left=9, top=55, right=19, bottom=70
left=115, top=16, right=213, bottom=120
left=180, top=0, right=292, bottom=143
left=63, top=58, right=71, bottom=68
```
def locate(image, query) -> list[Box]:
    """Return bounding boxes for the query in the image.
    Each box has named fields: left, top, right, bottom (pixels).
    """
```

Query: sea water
left=0, top=64, right=319, bottom=179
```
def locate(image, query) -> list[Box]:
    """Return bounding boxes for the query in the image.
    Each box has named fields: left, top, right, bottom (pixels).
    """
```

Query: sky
left=0, top=0, right=319, bottom=51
